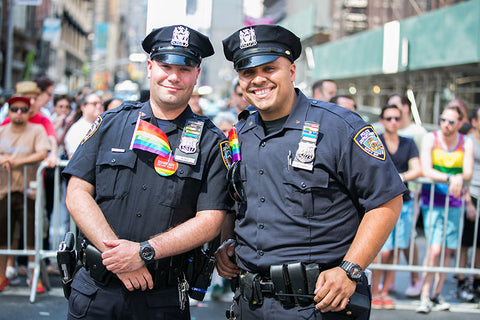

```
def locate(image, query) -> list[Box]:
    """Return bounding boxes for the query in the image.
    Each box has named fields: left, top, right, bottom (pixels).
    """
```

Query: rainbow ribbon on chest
left=228, top=126, right=241, bottom=162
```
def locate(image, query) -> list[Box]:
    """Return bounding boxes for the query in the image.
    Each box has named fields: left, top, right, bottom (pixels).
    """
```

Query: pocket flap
left=71, top=276, right=98, bottom=296
left=96, top=150, right=137, bottom=168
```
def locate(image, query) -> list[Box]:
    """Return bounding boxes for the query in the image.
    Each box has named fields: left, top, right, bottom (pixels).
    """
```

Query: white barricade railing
left=369, top=177, right=480, bottom=277
left=0, top=160, right=72, bottom=303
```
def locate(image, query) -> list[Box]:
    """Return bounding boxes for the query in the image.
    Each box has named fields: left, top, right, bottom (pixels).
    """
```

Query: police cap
left=142, top=25, right=214, bottom=67
left=223, top=24, right=301, bottom=71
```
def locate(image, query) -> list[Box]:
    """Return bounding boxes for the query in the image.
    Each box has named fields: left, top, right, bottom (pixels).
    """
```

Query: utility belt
left=57, top=232, right=216, bottom=303
left=233, top=262, right=370, bottom=318
left=81, top=242, right=184, bottom=290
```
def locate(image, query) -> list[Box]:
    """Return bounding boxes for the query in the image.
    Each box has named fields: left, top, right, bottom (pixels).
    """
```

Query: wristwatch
left=139, top=241, right=155, bottom=264
left=339, top=260, right=363, bottom=282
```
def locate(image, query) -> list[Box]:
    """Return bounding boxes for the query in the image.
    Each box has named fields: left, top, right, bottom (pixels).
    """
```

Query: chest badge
left=292, top=121, right=320, bottom=171
left=174, top=119, right=204, bottom=165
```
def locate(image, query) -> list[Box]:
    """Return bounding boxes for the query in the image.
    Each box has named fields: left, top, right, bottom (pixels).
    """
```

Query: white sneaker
left=5, top=266, right=20, bottom=286
left=431, top=295, right=450, bottom=311
left=416, top=296, right=433, bottom=314
left=405, top=279, right=422, bottom=297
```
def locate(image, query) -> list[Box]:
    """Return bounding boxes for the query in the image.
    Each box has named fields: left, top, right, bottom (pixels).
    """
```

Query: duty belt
left=236, top=262, right=370, bottom=317
left=82, top=243, right=182, bottom=289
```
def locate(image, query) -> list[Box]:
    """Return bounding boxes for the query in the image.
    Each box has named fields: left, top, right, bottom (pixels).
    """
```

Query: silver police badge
left=171, top=26, right=189, bottom=47
left=295, top=141, right=316, bottom=164
left=239, top=28, right=257, bottom=49
left=179, top=136, right=198, bottom=154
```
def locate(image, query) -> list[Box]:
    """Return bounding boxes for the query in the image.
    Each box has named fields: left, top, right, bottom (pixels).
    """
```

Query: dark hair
left=35, top=76, right=54, bottom=92
left=380, top=104, right=401, bottom=119
left=388, top=93, right=411, bottom=108
left=312, top=79, right=335, bottom=93
left=444, top=105, right=464, bottom=121
left=54, top=94, right=72, bottom=106
left=470, top=106, right=480, bottom=122
left=77, top=91, right=97, bottom=107
left=330, top=95, right=356, bottom=106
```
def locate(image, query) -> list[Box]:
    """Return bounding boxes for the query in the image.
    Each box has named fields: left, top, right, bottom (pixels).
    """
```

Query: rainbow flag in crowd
left=228, top=126, right=241, bottom=162
left=129, top=115, right=171, bottom=158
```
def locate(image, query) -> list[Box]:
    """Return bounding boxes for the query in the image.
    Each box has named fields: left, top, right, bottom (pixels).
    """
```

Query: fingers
left=117, top=267, right=153, bottom=292
left=313, top=268, right=356, bottom=313
left=214, top=245, right=239, bottom=279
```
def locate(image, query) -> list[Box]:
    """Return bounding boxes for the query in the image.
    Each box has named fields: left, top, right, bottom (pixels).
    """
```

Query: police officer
left=63, top=25, right=231, bottom=319
left=215, top=25, right=407, bottom=319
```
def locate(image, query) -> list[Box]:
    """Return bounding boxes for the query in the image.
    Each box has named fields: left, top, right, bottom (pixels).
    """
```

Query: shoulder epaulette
left=238, top=106, right=257, bottom=121
left=119, top=100, right=142, bottom=111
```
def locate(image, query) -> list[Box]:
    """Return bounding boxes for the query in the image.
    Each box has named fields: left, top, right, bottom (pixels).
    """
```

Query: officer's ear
left=147, top=59, right=153, bottom=79
left=195, top=66, right=201, bottom=81
left=289, top=62, right=296, bottom=82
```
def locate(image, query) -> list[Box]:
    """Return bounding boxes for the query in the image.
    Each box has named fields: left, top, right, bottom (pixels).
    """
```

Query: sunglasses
left=383, top=116, right=401, bottom=122
left=9, top=106, right=29, bottom=114
left=227, top=161, right=246, bottom=203
left=439, top=116, right=458, bottom=125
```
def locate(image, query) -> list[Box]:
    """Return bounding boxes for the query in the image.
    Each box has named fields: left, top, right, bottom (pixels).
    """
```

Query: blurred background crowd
left=1, top=0, right=480, bottom=314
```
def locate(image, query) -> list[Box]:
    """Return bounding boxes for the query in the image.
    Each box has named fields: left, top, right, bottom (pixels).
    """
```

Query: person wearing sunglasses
left=417, top=105, right=474, bottom=313
left=216, top=24, right=406, bottom=319
left=387, top=93, right=427, bottom=151
left=370, top=104, right=422, bottom=309
left=0, top=95, right=50, bottom=293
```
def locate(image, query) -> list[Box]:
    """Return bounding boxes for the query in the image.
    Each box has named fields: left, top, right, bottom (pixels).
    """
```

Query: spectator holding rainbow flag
left=62, top=25, right=232, bottom=319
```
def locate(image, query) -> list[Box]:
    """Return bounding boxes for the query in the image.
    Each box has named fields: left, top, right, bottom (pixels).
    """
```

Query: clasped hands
left=101, top=239, right=153, bottom=291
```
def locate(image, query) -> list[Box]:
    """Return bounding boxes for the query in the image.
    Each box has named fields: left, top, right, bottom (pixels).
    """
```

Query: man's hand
left=102, top=239, right=144, bottom=274
left=313, top=267, right=356, bottom=313
left=448, top=174, right=464, bottom=199
left=117, top=266, right=153, bottom=291
left=45, top=153, right=59, bottom=168
left=466, top=201, right=477, bottom=221
left=214, top=239, right=239, bottom=279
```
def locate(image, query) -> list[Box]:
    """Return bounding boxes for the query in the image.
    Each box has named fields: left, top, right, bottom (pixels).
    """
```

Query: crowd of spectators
left=0, top=77, right=122, bottom=293
left=1, top=76, right=479, bottom=314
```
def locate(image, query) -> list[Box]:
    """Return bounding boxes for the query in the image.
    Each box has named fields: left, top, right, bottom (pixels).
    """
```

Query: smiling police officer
left=63, top=25, right=232, bottom=319
left=215, top=25, right=407, bottom=319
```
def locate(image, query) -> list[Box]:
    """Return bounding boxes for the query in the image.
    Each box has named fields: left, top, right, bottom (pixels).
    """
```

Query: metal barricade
left=0, top=160, right=71, bottom=303
left=369, top=177, right=480, bottom=277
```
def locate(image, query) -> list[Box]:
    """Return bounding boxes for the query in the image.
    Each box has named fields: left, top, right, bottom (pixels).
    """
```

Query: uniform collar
left=131, top=101, right=202, bottom=134
left=239, top=88, right=308, bottom=134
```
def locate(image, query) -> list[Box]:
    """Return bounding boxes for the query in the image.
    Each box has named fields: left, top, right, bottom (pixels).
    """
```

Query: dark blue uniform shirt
left=63, top=101, right=231, bottom=242
left=234, top=90, right=407, bottom=274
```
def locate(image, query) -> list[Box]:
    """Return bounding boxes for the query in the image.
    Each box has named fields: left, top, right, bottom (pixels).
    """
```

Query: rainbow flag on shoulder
left=129, top=114, right=171, bottom=158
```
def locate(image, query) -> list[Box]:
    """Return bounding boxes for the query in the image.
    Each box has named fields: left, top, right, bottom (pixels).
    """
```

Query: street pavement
left=2, top=230, right=480, bottom=320
left=0, top=270, right=479, bottom=320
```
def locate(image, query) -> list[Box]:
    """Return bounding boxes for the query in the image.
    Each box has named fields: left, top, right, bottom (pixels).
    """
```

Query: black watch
left=339, top=260, right=363, bottom=282
left=139, top=241, right=155, bottom=264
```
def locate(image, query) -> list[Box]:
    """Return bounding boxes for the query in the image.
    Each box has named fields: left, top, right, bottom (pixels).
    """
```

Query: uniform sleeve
left=62, top=117, right=103, bottom=185
left=340, top=125, right=407, bottom=213
left=196, top=134, right=234, bottom=212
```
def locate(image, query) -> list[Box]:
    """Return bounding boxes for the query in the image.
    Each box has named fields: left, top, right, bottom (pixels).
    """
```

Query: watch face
left=350, top=267, right=362, bottom=279
left=142, top=246, right=154, bottom=260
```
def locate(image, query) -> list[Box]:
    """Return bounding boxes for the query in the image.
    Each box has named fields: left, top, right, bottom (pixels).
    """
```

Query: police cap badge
left=222, top=24, right=302, bottom=71
left=142, top=25, right=214, bottom=67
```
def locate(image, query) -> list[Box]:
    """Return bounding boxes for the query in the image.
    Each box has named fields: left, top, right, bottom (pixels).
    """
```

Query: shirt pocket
left=95, top=151, right=137, bottom=199
left=283, top=168, right=331, bottom=217
left=165, top=163, right=204, bottom=225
